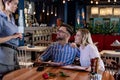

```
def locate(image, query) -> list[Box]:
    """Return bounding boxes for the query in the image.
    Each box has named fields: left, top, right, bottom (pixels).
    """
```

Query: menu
left=61, top=65, right=87, bottom=71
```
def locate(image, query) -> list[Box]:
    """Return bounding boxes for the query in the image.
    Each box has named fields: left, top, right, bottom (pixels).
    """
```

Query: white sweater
left=79, top=44, right=105, bottom=71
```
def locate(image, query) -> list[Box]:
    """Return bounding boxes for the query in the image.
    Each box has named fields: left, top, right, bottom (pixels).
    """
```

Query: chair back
left=17, top=49, right=33, bottom=68
left=101, top=53, right=120, bottom=76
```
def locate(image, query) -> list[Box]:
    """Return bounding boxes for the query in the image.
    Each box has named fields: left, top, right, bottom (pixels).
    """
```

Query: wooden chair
left=101, top=53, right=120, bottom=76
left=105, top=59, right=120, bottom=80
left=101, top=53, right=120, bottom=80
left=17, top=49, right=33, bottom=68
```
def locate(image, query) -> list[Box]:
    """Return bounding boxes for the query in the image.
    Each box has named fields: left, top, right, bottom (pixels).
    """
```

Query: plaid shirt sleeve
left=40, top=44, right=54, bottom=61
left=0, top=16, right=3, bottom=33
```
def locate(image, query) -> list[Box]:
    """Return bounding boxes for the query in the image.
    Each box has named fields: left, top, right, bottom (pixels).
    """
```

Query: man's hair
left=57, top=18, right=63, bottom=22
left=3, top=0, right=13, bottom=3
left=60, top=23, right=74, bottom=36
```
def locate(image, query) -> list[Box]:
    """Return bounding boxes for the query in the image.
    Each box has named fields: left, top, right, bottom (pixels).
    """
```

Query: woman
left=0, top=0, right=22, bottom=77
left=0, top=0, right=3, bottom=11
left=74, top=28, right=105, bottom=72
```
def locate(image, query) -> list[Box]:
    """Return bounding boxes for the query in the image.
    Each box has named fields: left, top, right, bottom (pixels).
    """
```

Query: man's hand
left=34, top=59, right=42, bottom=66
left=70, top=43, right=77, bottom=48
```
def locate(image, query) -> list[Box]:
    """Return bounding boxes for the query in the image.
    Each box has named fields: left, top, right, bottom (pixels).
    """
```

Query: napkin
left=111, top=40, right=120, bottom=46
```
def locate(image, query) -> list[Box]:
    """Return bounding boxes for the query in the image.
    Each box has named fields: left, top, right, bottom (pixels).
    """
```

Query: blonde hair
left=0, top=0, right=4, bottom=10
left=77, top=28, right=93, bottom=46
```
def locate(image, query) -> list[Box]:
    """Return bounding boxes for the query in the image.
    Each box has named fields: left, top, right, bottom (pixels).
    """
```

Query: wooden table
left=100, top=50, right=120, bottom=67
left=18, top=46, right=47, bottom=61
left=18, top=46, right=47, bottom=52
left=100, top=50, right=120, bottom=55
left=3, top=67, right=114, bottom=80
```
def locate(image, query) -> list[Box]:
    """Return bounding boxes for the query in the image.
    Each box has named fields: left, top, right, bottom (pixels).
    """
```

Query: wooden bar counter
left=3, top=67, right=114, bottom=80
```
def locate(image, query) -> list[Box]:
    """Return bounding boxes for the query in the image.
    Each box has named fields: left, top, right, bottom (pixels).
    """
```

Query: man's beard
left=76, top=44, right=80, bottom=47
left=56, top=37, right=64, bottom=41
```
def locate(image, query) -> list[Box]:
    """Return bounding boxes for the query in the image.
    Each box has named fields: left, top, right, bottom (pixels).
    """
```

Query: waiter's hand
left=12, top=33, right=22, bottom=39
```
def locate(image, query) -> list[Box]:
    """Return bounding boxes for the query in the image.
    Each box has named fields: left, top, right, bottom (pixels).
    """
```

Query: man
left=37, top=23, right=80, bottom=66
left=56, top=18, right=63, bottom=28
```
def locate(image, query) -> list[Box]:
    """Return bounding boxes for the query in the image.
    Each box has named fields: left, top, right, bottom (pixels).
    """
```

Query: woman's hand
left=0, top=33, right=23, bottom=43
left=85, top=66, right=91, bottom=72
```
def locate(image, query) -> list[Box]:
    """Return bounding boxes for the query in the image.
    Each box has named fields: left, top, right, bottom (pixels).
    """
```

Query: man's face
left=56, top=26, right=69, bottom=41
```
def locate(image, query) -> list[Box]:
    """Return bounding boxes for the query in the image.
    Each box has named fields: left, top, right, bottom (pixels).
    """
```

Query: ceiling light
left=96, top=1, right=98, bottom=4
left=42, top=9, right=45, bottom=13
left=63, top=0, right=65, bottom=4
left=108, top=0, right=110, bottom=2
left=91, top=0, right=93, bottom=4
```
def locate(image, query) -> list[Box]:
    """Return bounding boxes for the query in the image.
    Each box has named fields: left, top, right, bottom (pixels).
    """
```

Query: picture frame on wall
left=110, top=18, right=119, bottom=26
left=94, top=18, right=103, bottom=27
left=110, top=18, right=119, bottom=33
left=103, top=18, right=110, bottom=27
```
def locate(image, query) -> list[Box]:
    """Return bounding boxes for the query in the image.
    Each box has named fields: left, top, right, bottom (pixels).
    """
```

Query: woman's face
left=7, top=0, right=18, bottom=13
left=74, top=31, right=82, bottom=45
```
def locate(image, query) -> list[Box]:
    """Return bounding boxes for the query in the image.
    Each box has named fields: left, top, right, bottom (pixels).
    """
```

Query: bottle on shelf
left=18, top=9, right=24, bottom=33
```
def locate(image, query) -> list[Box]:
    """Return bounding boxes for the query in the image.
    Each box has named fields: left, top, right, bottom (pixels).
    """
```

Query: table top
left=3, top=67, right=114, bottom=80
left=100, top=50, right=120, bottom=55
left=18, top=46, right=47, bottom=52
